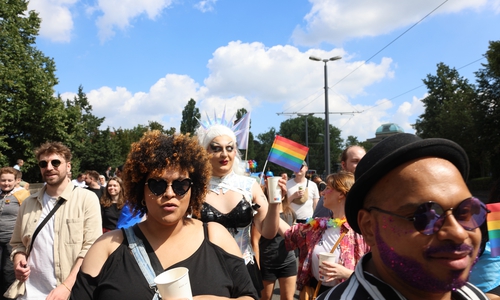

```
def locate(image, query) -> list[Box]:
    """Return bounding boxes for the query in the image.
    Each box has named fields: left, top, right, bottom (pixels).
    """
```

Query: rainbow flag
left=487, top=203, right=500, bottom=257
left=267, top=135, right=309, bottom=172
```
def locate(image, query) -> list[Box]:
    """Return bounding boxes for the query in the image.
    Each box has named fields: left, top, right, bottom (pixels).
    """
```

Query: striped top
left=316, top=253, right=489, bottom=300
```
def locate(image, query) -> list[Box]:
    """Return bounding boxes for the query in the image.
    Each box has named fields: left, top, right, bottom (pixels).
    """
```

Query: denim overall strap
left=124, top=226, right=160, bottom=300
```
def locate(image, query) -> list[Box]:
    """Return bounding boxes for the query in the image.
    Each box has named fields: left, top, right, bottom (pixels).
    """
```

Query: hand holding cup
left=154, top=267, right=193, bottom=300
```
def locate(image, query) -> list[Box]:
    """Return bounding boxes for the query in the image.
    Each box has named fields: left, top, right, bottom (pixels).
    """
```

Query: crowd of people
left=1, top=116, right=499, bottom=300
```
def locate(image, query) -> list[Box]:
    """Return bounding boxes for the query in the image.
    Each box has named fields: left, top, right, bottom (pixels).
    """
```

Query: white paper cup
left=154, top=267, right=192, bottom=300
left=319, top=252, right=338, bottom=267
left=318, top=252, right=339, bottom=280
left=267, top=176, right=282, bottom=203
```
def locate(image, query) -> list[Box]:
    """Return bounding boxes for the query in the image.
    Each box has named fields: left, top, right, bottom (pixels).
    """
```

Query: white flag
left=234, top=112, right=251, bottom=150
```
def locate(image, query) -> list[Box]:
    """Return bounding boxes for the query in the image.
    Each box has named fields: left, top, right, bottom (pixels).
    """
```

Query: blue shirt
left=116, top=203, right=142, bottom=229
left=469, top=241, right=500, bottom=293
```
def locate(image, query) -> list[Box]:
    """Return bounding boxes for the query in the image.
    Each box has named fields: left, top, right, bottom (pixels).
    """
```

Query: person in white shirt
left=13, top=159, right=23, bottom=171
left=71, top=173, right=87, bottom=188
left=286, top=161, right=319, bottom=223
left=9, top=142, right=101, bottom=300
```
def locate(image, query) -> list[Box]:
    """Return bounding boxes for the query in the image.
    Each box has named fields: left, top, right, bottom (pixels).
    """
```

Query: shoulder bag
left=4, top=197, right=65, bottom=299
left=293, top=180, right=309, bottom=205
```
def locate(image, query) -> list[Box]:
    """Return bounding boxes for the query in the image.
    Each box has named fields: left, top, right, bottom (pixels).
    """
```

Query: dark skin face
left=357, top=157, right=481, bottom=300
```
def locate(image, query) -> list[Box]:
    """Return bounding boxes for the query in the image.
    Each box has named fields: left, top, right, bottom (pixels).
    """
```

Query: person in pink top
left=279, top=171, right=370, bottom=296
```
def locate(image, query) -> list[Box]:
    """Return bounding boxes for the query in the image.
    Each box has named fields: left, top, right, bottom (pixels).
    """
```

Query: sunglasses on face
left=145, top=178, right=193, bottom=197
left=38, top=159, right=62, bottom=168
left=367, top=197, right=488, bottom=235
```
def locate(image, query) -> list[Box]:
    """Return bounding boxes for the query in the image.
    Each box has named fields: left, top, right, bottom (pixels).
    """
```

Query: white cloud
left=292, top=0, right=491, bottom=46
left=490, top=0, right=500, bottom=13
left=92, top=0, right=174, bottom=42
left=60, top=74, right=200, bottom=131
left=204, top=41, right=393, bottom=109
left=392, top=94, right=426, bottom=134
left=27, top=0, right=78, bottom=42
left=62, top=42, right=395, bottom=140
left=194, top=0, right=218, bottom=13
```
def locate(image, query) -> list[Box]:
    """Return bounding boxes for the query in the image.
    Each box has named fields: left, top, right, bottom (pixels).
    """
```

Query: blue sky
left=29, top=0, right=499, bottom=141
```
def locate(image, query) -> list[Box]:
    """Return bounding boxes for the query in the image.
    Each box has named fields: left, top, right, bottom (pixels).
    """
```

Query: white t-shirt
left=71, top=179, right=87, bottom=188
left=286, top=179, right=319, bottom=220
left=20, top=193, right=58, bottom=300
left=312, top=226, right=341, bottom=287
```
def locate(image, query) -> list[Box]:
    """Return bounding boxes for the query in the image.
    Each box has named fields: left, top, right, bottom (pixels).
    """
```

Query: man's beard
left=374, top=222, right=469, bottom=293
left=44, top=172, right=66, bottom=186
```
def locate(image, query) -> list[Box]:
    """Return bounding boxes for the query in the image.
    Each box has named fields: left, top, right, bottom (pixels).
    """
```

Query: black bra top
left=200, top=199, right=254, bottom=231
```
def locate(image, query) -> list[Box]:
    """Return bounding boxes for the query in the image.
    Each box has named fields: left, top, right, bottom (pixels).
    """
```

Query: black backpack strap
left=27, top=197, right=65, bottom=255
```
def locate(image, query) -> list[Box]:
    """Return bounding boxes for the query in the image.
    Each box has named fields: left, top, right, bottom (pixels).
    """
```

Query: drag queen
left=196, top=111, right=284, bottom=294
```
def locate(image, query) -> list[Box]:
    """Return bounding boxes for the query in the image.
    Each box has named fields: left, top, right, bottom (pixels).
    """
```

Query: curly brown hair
left=123, top=130, right=211, bottom=218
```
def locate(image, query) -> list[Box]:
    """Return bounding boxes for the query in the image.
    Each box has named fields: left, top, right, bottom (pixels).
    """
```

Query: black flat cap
left=345, top=133, right=469, bottom=234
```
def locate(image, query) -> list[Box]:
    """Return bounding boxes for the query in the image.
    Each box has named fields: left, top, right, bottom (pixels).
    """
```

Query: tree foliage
left=180, top=98, right=200, bottom=135
left=0, top=0, right=66, bottom=181
left=473, top=41, right=500, bottom=178
left=3, top=3, right=497, bottom=183
left=278, top=115, right=343, bottom=176
left=414, top=63, right=485, bottom=178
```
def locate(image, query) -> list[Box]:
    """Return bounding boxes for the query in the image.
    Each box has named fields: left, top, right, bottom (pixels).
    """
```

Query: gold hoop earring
left=141, top=199, right=146, bottom=206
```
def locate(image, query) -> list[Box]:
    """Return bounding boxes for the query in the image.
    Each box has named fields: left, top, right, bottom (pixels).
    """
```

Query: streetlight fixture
left=309, top=55, right=342, bottom=175
left=298, top=113, right=314, bottom=166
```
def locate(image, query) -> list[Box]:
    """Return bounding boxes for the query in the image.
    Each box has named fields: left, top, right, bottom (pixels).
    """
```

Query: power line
left=279, top=0, right=449, bottom=117
left=363, top=56, right=485, bottom=112
left=331, top=0, right=449, bottom=89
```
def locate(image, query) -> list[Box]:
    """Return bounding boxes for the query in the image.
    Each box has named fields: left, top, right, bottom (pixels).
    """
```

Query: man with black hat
left=317, top=133, right=489, bottom=300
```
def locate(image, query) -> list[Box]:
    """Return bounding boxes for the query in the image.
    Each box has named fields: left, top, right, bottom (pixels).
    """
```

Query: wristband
left=61, top=282, right=71, bottom=292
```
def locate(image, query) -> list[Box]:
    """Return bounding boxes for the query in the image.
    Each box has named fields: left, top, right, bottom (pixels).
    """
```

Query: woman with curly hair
left=100, top=177, right=126, bottom=233
left=71, top=131, right=258, bottom=300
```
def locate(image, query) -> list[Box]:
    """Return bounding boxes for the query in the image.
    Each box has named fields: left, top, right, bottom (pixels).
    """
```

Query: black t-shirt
left=86, top=186, right=105, bottom=199
left=100, top=203, right=122, bottom=231
left=71, top=224, right=258, bottom=300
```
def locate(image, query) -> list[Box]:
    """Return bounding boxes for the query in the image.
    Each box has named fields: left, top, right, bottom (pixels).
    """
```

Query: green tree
left=345, top=136, right=359, bottom=148
left=180, top=99, right=200, bottom=135
left=474, top=41, right=500, bottom=179
left=148, top=121, right=175, bottom=135
left=278, top=116, right=343, bottom=176
left=0, top=0, right=67, bottom=181
left=62, top=86, right=108, bottom=175
left=254, top=127, right=279, bottom=174
left=414, top=63, right=482, bottom=177
left=345, top=135, right=373, bottom=156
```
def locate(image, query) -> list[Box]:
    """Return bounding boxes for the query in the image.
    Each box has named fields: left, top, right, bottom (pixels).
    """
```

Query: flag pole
left=260, top=135, right=279, bottom=182
left=259, top=159, right=269, bottom=182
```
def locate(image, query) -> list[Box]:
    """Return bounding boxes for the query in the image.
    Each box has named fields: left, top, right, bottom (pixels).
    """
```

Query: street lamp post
left=298, top=113, right=314, bottom=166
left=309, top=55, right=342, bottom=175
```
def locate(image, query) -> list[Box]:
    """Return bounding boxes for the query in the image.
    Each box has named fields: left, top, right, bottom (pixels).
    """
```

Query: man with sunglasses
left=287, top=161, right=320, bottom=224
left=317, top=133, right=489, bottom=300
left=8, top=142, right=102, bottom=300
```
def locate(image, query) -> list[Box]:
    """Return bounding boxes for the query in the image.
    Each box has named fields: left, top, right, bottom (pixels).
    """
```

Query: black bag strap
left=27, top=197, right=65, bottom=255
